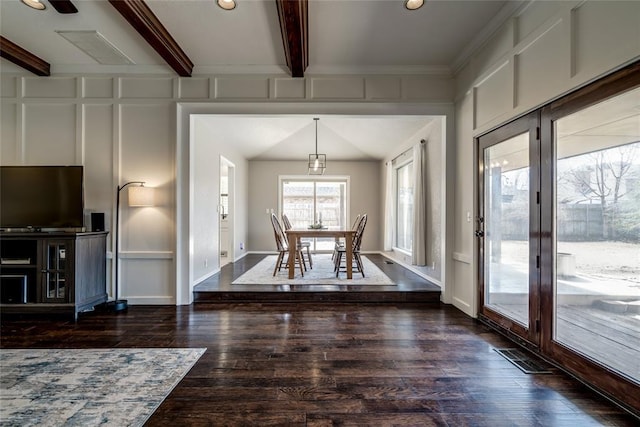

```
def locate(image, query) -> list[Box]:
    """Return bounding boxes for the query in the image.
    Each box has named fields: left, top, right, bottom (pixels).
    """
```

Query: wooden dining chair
left=332, top=214, right=361, bottom=261
left=270, top=213, right=304, bottom=277
left=282, top=213, right=312, bottom=270
left=334, top=214, right=367, bottom=277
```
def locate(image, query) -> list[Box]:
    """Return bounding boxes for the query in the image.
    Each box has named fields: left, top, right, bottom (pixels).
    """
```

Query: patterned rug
left=0, top=348, right=206, bottom=427
left=232, top=254, right=395, bottom=285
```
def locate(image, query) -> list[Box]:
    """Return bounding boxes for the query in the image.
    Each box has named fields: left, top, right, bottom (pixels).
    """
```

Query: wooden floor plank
left=1, top=304, right=638, bottom=425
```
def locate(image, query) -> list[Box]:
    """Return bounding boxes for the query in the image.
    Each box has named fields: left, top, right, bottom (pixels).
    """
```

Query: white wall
left=191, top=118, right=249, bottom=286
left=451, top=0, right=640, bottom=316
left=0, top=76, right=176, bottom=305
left=248, top=160, right=381, bottom=252
left=1, top=71, right=455, bottom=305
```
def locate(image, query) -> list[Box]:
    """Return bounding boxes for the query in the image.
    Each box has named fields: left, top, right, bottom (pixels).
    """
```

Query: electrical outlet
left=240, top=242, right=244, bottom=250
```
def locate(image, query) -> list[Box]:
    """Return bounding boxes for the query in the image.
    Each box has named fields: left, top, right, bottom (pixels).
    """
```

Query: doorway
left=477, top=112, right=541, bottom=345
left=219, top=156, right=235, bottom=267
left=476, top=64, right=640, bottom=412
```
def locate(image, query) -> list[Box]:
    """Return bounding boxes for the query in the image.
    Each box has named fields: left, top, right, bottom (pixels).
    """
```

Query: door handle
left=475, top=230, right=484, bottom=237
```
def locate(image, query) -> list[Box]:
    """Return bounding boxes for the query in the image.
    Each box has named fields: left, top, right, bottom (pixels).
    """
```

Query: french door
left=477, top=112, right=541, bottom=345
left=477, top=62, right=640, bottom=412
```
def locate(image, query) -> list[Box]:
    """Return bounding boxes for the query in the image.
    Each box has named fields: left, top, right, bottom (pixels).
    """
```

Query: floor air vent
left=494, top=348, right=552, bottom=374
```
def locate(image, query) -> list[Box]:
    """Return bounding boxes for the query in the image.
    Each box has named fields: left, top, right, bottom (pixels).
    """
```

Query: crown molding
left=450, top=0, right=531, bottom=75
left=306, top=64, right=452, bottom=77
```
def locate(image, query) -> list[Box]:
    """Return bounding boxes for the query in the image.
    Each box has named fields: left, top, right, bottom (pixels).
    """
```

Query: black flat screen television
left=0, top=166, right=84, bottom=230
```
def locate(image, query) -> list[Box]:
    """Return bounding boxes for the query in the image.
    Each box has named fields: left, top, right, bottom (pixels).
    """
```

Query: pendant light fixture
left=308, top=117, right=326, bottom=175
left=217, top=0, right=236, bottom=10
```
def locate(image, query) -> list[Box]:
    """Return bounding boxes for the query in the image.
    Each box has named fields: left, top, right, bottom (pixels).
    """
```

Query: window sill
left=392, top=247, right=412, bottom=257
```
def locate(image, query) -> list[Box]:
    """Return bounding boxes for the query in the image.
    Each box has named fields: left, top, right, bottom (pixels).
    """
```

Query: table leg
left=345, top=232, right=353, bottom=279
left=287, top=232, right=296, bottom=279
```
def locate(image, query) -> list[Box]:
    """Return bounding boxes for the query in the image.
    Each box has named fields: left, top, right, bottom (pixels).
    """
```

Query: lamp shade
left=128, top=186, right=154, bottom=207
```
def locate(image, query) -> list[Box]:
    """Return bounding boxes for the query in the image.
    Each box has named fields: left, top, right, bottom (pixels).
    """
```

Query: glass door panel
left=43, top=241, right=66, bottom=301
left=315, top=181, right=347, bottom=250
left=483, top=133, right=531, bottom=327
left=553, top=87, right=640, bottom=383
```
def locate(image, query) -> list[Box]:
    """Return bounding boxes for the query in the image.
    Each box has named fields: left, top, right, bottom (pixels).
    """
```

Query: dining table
left=285, top=228, right=357, bottom=279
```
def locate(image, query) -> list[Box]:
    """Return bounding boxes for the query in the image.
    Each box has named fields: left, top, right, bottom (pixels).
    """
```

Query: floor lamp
left=109, top=181, right=154, bottom=312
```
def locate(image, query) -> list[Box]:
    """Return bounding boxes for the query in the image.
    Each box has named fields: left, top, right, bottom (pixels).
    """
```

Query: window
left=280, top=177, right=349, bottom=251
left=395, top=159, right=413, bottom=252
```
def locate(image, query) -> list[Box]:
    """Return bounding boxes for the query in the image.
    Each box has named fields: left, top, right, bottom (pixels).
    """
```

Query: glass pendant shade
left=308, top=118, right=326, bottom=175
left=308, top=153, right=326, bottom=175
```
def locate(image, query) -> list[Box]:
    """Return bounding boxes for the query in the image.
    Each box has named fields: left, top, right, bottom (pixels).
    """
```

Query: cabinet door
left=40, top=240, right=72, bottom=303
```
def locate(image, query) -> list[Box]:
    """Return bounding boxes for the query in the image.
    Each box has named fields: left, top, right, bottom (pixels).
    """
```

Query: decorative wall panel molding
left=474, top=61, right=512, bottom=129
left=365, top=77, right=401, bottom=100
left=83, top=78, right=114, bottom=99
left=119, top=77, right=174, bottom=99
left=514, top=19, right=567, bottom=109
left=23, top=77, right=77, bottom=98
left=310, top=77, right=365, bottom=99
left=1, top=76, right=17, bottom=98
left=178, top=78, right=210, bottom=99
left=402, top=76, right=454, bottom=101
left=572, top=1, right=640, bottom=81
left=23, top=103, right=77, bottom=164
left=273, top=78, right=306, bottom=99
left=215, top=77, right=270, bottom=99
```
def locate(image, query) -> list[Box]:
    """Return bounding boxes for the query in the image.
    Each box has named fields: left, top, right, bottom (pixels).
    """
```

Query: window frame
left=278, top=175, right=351, bottom=252
left=393, top=152, right=414, bottom=255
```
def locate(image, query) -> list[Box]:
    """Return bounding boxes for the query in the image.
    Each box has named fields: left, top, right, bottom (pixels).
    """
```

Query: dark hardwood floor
left=1, top=304, right=637, bottom=426
left=194, top=253, right=441, bottom=303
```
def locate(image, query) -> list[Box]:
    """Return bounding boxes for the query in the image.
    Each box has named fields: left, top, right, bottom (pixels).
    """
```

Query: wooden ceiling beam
left=0, top=36, right=50, bottom=76
left=276, top=0, right=308, bottom=78
left=108, top=0, right=193, bottom=77
left=48, top=0, right=78, bottom=14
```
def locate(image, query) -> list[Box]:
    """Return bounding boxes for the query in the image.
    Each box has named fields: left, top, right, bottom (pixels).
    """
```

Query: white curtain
left=412, top=141, right=427, bottom=266
left=383, top=161, right=395, bottom=251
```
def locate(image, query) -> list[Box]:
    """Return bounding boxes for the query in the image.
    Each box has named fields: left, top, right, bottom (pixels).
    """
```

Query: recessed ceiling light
left=21, top=0, right=46, bottom=10
left=405, top=0, right=424, bottom=11
left=217, top=0, right=236, bottom=11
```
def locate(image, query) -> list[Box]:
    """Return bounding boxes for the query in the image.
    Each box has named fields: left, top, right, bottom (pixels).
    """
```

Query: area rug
left=0, top=348, right=206, bottom=427
left=232, top=254, right=395, bottom=285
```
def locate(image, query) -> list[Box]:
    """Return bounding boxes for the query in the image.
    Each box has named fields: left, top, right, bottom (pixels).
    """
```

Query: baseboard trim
left=125, top=296, right=175, bottom=305
left=379, top=252, right=441, bottom=287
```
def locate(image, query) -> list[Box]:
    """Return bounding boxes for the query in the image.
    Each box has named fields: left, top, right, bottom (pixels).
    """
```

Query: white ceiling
left=0, top=0, right=520, bottom=160
left=0, top=0, right=516, bottom=75
left=194, top=115, right=436, bottom=160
